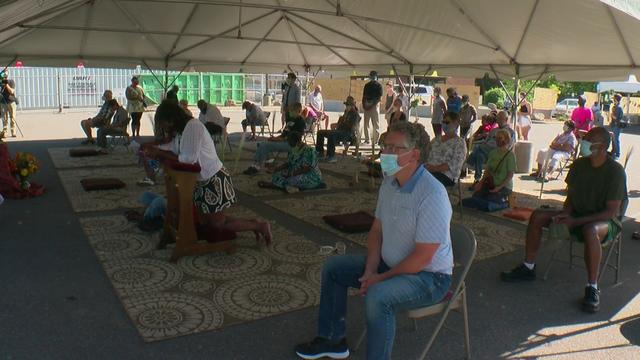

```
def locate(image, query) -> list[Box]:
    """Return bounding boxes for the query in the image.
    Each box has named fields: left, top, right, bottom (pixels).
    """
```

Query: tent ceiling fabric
left=1, top=0, right=640, bottom=80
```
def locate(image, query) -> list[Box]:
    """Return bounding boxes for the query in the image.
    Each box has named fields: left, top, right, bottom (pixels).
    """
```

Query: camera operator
left=0, top=70, right=17, bottom=137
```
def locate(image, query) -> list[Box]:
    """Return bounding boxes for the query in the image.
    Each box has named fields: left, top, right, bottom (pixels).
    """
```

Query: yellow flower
left=20, top=169, right=29, bottom=177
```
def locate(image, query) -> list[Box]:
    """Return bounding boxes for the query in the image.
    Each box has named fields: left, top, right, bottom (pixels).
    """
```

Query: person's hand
left=357, top=271, right=382, bottom=296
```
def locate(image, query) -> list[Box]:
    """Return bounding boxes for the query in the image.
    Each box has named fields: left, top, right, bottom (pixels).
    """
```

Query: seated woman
left=531, top=120, right=577, bottom=180
left=471, top=129, right=516, bottom=203
left=259, top=131, right=323, bottom=193
left=387, top=98, right=407, bottom=128
left=425, top=112, right=467, bottom=186
left=152, top=100, right=272, bottom=244
left=471, top=113, right=498, bottom=143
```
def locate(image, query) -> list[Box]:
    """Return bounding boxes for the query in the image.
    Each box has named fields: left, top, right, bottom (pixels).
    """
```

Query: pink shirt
left=571, top=107, right=593, bottom=132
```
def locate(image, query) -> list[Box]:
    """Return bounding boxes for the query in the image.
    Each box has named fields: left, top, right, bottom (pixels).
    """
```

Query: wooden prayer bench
left=160, top=160, right=236, bottom=262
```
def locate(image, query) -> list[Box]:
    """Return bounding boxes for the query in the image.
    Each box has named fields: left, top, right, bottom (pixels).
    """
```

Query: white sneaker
left=137, top=177, right=155, bottom=186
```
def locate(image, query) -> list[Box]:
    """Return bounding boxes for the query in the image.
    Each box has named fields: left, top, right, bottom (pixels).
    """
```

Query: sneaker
left=294, top=337, right=350, bottom=360
left=326, top=157, right=338, bottom=163
left=285, top=186, right=300, bottom=194
left=582, top=286, right=600, bottom=313
left=136, top=177, right=155, bottom=186
left=500, top=263, right=536, bottom=282
left=242, top=166, right=259, bottom=176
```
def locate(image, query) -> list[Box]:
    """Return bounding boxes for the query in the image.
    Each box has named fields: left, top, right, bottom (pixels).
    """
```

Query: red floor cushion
left=80, top=178, right=126, bottom=191
left=323, top=211, right=375, bottom=233
left=503, top=207, right=535, bottom=221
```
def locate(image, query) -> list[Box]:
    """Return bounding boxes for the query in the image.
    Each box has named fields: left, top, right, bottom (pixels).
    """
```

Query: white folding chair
left=354, top=224, right=477, bottom=360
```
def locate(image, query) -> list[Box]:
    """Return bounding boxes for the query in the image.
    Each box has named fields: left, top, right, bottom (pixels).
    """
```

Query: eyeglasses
left=381, top=143, right=409, bottom=153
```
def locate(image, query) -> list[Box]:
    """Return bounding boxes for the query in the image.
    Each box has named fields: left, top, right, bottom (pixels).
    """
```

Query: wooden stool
left=161, top=161, right=236, bottom=262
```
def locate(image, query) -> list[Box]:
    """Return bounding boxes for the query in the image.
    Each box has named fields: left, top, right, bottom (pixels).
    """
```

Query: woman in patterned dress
left=259, top=131, right=323, bottom=193
left=150, top=100, right=272, bottom=244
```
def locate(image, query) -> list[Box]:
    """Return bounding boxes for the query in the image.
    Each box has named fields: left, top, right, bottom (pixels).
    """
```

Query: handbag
left=481, top=150, right=511, bottom=190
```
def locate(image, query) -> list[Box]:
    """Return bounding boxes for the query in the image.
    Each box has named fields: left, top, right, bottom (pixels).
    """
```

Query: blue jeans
left=610, top=125, right=622, bottom=158
left=138, top=191, right=166, bottom=221
left=254, top=141, right=291, bottom=165
left=318, top=255, right=451, bottom=360
left=467, top=144, right=492, bottom=181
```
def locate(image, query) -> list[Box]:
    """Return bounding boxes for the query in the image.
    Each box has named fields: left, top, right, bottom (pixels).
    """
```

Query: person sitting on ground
left=316, top=96, right=361, bottom=163
left=501, top=127, right=626, bottom=313
left=571, top=95, right=593, bottom=136
left=307, top=85, right=330, bottom=130
left=530, top=120, right=578, bottom=180
left=197, top=99, right=226, bottom=136
left=387, top=97, right=407, bottom=128
left=243, top=102, right=306, bottom=175
left=151, top=100, right=273, bottom=243
left=294, top=121, right=453, bottom=360
left=80, top=90, right=114, bottom=144
left=467, top=110, right=515, bottom=186
left=96, top=99, right=130, bottom=149
left=179, top=99, right=193, bottom=118
left=258, top=131, right=322, bottom=193
left=471, top=129, right=516, bottom=203
left=426, top=112, right=467, bottom=186
left=137, top=115, right=180, bottom=186
left=166, top=85, right=179, bottom=101
left=240, top=101, right=267, bottom=141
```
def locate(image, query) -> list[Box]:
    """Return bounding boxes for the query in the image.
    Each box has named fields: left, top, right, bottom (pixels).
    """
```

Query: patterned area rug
left=48, top=147, right=137, bottom=169
left=79, top=206, right=327, bottom=342
left=57, top=166, right=164, bottom=212
left=266, top=191, right=526, bottom=261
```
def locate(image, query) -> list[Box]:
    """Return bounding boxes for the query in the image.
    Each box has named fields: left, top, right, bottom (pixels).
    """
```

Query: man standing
left=295, top=121, right=453, bottom=360
left=431, top=87, right=447, bottom=137
left=501, top=127, right=626, bottom=313
left=166, top=85, right=179, bottom=102
left=282, top=72, right=301, bottom=129
left=361, top=71, right=383, bottom=144
left=307, top=85, right=329, bottom=129
left=459, top=94, right=477, bottom=139
left=126, top=76, right=145, bottom=138
left=0, top=70, right=17, bottom=137
left=610, top=93, right=624, bottom=159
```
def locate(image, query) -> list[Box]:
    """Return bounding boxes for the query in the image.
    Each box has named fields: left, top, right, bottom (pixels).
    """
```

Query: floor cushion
left=80, top=178, right=126, bottom=191
left=69, top=148, right=105, bottom=157
left=323, top=211, right=375, bottom=233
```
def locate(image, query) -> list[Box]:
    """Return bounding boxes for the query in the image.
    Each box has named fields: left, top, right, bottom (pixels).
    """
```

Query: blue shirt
left=375, top=165, right=454, bottom=274
left=447, top=96, right=462, bottom=114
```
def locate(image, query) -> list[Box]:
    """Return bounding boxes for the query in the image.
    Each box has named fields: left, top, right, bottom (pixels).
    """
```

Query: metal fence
left=8, top=67, right=310, bottom=111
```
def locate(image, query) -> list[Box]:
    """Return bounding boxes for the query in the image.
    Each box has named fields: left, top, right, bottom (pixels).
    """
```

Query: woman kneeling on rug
left=153, top=100, right=272, bottom=244
left=259, top=131, right=323, bottom=194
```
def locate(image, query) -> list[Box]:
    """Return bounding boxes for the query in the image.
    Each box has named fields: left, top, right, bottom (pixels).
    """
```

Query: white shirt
left=156, top=134, right=181, bottom=155
left=179, top=119, right=223, bottom=181
left=307, top=92, right=323, bottom=112
left=198, top=104, right=225, bottom=128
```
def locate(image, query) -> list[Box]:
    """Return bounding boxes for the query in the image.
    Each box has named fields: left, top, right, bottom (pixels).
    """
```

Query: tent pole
left=166, top=61, right=192, bottom=90
left=490, top=65, right=514, bottom=105
left=142, top=60, right=165, bottom=93
left=513, top=64, right=520, bottom=139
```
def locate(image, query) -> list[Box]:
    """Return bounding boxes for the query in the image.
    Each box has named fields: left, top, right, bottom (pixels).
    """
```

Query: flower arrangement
left=11, top=151, right=39, bottom=189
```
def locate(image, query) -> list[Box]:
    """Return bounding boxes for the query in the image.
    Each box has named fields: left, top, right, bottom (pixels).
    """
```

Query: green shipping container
left=140, top=72, right=246, bottom=106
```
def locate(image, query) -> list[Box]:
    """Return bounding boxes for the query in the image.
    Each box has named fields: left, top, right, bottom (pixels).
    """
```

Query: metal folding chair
left=354, top=224, right=477, bottom=360
left=259, top=111, right=272, bottom=136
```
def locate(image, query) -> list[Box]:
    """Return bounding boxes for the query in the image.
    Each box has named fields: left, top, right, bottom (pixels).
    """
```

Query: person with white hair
left=307, top=84, right=329, bottom=130
left=530, top=120, right=578, bottom=180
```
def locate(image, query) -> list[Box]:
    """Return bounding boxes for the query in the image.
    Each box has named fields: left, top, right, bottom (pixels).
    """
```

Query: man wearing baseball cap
left=315, top=96, right=361, bottom=162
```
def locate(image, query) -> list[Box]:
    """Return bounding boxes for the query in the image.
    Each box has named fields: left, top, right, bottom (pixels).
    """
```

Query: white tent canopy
left=1, top=0, right=640, bottom=81
left=597, top=75, right=640, bottom=93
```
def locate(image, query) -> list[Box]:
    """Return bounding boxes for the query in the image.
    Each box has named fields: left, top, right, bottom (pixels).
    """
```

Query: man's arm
left=363, top=219, right=383, bottom=275
left=375, top=243, right=439, bottom=281
left=560, top=200, right=621, bottom=228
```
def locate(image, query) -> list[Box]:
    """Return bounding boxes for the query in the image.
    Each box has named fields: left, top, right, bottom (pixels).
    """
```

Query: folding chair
left=543, top=147, right=632, bottom=284
left=107, top=116, right=132, bottom=151
left=259, top=111, right=272, bottom=136
left=303, top=117, right=317, bottom=145
left=354, top=224, right=477, bottom=360
left=554, top=139, right=580, bottom=180
left=212, top=117, right=233, bottom=152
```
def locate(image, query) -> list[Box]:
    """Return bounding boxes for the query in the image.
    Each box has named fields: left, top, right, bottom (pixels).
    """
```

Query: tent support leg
left=166, top=61, right=192, bottom=90
left=142, top=60, right=165, bottom=93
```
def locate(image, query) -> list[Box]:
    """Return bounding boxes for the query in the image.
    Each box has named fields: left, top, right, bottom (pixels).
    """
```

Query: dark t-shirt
left=1, top=79, right=16, bottom=104
left=566, top=157, right=626, bottom=218
left=282, top=115, right=306, bottom=137
left=336, top=110, right=360, bottom=132
left=363, top=81, right=383, bottom=104
left=166, top=90, right=178, bottom=101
